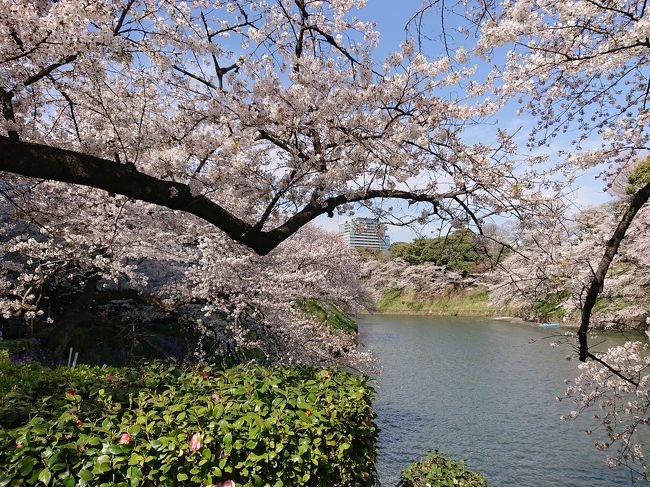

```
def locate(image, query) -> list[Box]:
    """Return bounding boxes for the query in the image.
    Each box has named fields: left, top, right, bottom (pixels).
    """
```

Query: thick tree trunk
left=578, top=180, right=650, bottom=362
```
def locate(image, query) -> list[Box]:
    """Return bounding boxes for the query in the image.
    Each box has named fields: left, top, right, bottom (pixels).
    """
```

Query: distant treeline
left=389, top=229, right=507, bottom=273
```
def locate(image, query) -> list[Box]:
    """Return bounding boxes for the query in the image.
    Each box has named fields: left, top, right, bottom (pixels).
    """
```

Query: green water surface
left=359, top=315, right=648, bottom=486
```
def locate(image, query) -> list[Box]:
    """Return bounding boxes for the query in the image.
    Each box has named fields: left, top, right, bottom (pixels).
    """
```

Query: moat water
left=358, top=315, right=648, bottom=486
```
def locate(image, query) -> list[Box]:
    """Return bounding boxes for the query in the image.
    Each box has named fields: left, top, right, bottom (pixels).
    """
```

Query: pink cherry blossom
left=0, top=0, right=540, bottom=375
left=189, top=433, right=202, bottom=452
left=0, top=0, right=646, bottom=477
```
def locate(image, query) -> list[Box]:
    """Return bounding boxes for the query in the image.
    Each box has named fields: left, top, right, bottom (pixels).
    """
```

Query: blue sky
left=313, top=1, right=612, bottom=243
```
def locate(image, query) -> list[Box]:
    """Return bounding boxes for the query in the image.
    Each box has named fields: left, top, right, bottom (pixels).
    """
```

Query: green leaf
left=37, top=468, right=51, bottom=485
left=212, top=404, right=224, bottom=420
left=107, top=444, right=125, bottom=455
left=19, top=458, right=36, bottom=477
left=77, top=470, right=93, bottom=482
left=126, top=466, right=143, bottom=481
left=176, top=473, right=188, bottom=481
left=92, top=462, right=111, bottom=475
left=96, top=455, right=111, bottom=465
left=128, top=453, right=143, bottom=466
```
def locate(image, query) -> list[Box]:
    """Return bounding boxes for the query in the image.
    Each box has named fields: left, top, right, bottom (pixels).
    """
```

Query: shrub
left=390, top=231, right=485, bottom=272
left=397, top=452, right=492, bottom=487
left=0, top=338, right=43, bottom=365
left=626, top=156, right=650, bottom=194
left=0, top=362, right=377, bottom=486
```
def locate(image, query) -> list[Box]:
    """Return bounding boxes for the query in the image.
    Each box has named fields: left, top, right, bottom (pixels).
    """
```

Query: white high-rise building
left=338, top=218, right=390, bottom=251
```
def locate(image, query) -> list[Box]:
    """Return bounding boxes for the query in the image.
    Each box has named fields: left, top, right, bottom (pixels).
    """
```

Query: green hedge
left=397, top=452, right=492, bottom=487
left=0, top=362, right=377, bottom=486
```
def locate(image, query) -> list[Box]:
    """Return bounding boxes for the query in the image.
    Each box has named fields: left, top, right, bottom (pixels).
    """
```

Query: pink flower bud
left=222, top=481, right=236, bottom=487
left=15, top=442, right=24, bottom=449
left=189, top=433, right=201, bottom=452
left=119, top=433, right=131, bottom=444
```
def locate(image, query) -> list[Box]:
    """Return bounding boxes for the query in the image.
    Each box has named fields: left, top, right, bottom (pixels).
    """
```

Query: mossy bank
left=376, top=287, right=498, bottom=317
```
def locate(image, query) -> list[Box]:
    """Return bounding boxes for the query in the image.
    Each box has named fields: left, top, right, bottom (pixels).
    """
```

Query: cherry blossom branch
left=113, top=0, right=137, bottom=36
left=0, top=35, right=50, bottom=64
left=584, top=351, right=641, bottom=387
left=0, top=136, right=254, bottom=245
left=172, top=65, right=220, bottom=91
left=578, top=180, right=650, bottom=368
left=20, top=54, right=78, bottom=90
left=0, top=137, right=481, bottom=256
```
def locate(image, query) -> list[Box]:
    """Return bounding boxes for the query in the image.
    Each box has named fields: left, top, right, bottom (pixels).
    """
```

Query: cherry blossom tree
left=403, top=0, right=650, bottom=477
left=1, top=0, right=552, bottom=366
left=469, top=0, right=650, bottom=356
left=0, top=0, right=545, bottom=255
left=461, top=0, right=650, bottom=476
left=0, top=179, right=369, bottom=367
left=490, top=192, right=650, bottom=328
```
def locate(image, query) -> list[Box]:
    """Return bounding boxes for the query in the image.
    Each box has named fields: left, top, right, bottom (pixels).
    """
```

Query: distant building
left=339, top=218, right=390, bottom=251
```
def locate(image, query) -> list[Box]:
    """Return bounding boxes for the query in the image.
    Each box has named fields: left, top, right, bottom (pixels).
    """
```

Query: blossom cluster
left=0, top=185, right=369, bottom=368
left=562, top=341, right=649, bottom=478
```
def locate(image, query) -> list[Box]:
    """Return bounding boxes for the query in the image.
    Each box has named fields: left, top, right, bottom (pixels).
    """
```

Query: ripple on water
left=360, top=316, right=648, bottom=487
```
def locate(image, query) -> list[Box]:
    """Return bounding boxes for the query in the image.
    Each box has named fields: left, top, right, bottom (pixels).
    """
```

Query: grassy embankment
left=372, top=230, right=510, bottom=317
left=529, top=290, right=641, bottom=325
left=375, top=287, right=501, bottom=316
left=300, top=298, right=358, bottom=333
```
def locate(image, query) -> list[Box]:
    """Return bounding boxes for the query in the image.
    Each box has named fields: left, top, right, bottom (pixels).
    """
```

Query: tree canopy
left=390, top=230, right=485, bottom=272
left=0, top=0, right=648, bottom=476
left=0, top=0, right=555, bottom=255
